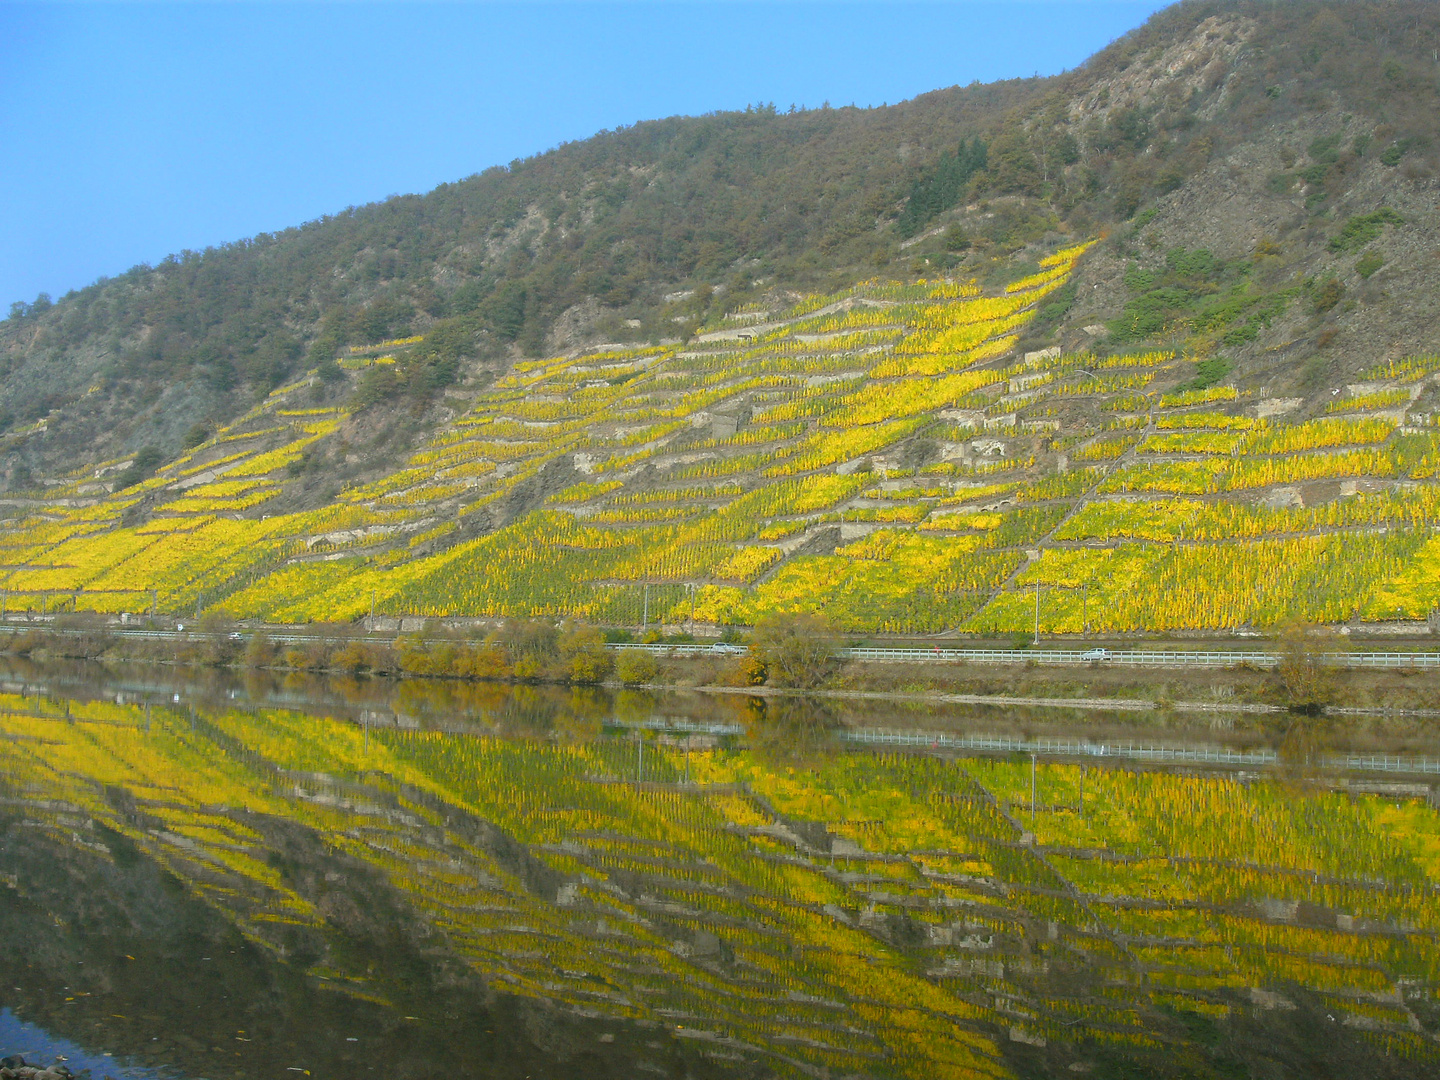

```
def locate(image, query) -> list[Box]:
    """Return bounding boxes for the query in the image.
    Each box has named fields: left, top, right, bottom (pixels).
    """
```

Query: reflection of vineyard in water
left=3, top=691, right=1440, bottom=1077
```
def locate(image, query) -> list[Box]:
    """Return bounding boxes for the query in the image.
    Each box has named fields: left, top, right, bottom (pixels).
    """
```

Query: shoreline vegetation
left=3, top=610, right=1438, bottom=719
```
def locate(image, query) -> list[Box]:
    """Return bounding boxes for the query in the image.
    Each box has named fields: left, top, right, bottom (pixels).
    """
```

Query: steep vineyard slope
left=6, top=234, right=1440, bottom=635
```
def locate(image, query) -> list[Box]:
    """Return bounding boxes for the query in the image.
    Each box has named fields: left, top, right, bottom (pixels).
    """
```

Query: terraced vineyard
left=4, top=694, right=1439, bottom=1076
left=6, top=239, right=1440, bottom=634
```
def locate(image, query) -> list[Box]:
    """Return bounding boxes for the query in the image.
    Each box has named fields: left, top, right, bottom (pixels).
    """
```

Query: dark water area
left=1, top=659, right=1438, bottom=1080
left=0, top=1008, right=164, bottom=1079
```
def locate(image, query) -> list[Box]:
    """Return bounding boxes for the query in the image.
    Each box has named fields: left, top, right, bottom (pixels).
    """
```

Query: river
left=0, top=658, right=1437, bottom=1079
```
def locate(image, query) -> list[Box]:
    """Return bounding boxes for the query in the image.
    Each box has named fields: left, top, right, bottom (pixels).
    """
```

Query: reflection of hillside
left=0, top=807, right=721, bottom=1080
left=0, top=692, right=1437, bottom=1078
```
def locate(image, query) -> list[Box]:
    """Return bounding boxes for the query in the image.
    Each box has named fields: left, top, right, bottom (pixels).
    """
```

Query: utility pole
left=1033, top=584, right=1041, bottom=643
left=643, top=583, right=650, bottom=630
left=370, top=589, right=376, bottom=631
left=1082, top=580, right=1089, bottom=636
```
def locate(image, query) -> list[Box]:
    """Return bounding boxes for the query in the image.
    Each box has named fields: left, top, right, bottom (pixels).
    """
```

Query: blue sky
left=0, top=1, right=1169, bottom=308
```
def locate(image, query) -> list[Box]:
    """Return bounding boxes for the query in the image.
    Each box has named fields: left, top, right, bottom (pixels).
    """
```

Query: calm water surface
left=1, top=660, right=1437, bottom=1080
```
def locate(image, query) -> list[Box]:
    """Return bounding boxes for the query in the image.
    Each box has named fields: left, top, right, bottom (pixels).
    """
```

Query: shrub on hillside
left=616, top=651, right=659, bottom=686
left=1273, top=620, right=1337, bottom=711
left=750, top=612, right=836, bottom=689
left=560, top=622, right=612, bottom=684
left=331, top=641, right=378, bottom=674
left=243, top=632, right=274, bottom=667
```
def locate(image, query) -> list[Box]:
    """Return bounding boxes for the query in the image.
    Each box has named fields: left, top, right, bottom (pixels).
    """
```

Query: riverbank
left=4, top=617, right=1439, bottom=719
left=5, top=649, right=1440, bottom=767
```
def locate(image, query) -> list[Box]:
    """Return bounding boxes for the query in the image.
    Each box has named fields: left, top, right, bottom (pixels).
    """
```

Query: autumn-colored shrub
left=750, top=612, right=837, bottom=689
left=615, top=651, right=659, bottom=685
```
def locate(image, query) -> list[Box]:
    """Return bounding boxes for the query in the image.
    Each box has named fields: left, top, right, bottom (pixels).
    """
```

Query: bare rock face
left=1258, top=486, right=1304, bottom=510
left=549, top=297, right=612, bottom=353
left=1068, top=15, right=1260, bottom=128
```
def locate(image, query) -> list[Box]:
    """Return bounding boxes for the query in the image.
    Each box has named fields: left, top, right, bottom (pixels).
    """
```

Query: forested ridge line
left=2, top=0, right=1438, bottom=480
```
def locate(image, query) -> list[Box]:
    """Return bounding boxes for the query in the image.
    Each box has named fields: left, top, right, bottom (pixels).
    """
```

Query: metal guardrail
left=844, top=647, right=1440, bottom=669
left=607, top=641, right=1440, bottom=670
left=0, top=624, right=349, bottom=646
left=1334, top=753, right=1440, bottom=776
left=7, top=622, right=1440, bottom=671
left=608, top=642, right=748, bottom=656
left=843, top=646, right=1276, bottom=667
left=608, top=718, right=1440, bottom=777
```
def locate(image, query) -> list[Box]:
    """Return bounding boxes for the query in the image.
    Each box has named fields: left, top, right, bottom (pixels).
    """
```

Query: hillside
left=3, top=0, right=1440, bottom=636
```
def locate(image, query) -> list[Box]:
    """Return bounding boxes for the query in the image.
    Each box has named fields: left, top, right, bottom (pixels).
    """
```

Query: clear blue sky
left=0, top=1, right=1169, bottom=309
